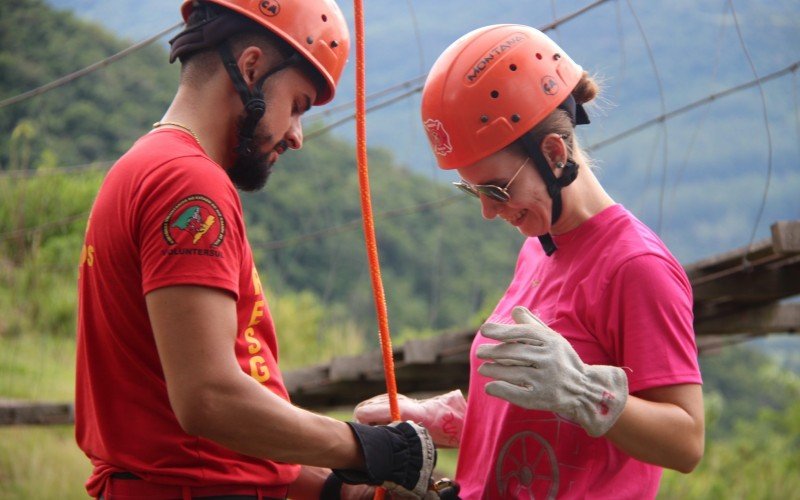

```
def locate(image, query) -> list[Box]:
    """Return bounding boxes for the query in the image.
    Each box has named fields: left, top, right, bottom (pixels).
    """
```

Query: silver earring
left=555, top=161, right=564, bottom=169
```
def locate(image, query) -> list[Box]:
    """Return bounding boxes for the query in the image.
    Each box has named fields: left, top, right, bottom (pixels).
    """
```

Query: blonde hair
left=519, top=71, right=599, bottom=165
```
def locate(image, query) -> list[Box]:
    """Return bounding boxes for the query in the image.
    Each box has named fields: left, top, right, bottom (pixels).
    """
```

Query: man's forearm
left=174, top=370, right=364, bottom=470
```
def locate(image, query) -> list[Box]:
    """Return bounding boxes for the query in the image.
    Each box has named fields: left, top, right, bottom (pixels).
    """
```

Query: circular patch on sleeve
left=162, top=194, right=226, bottom=247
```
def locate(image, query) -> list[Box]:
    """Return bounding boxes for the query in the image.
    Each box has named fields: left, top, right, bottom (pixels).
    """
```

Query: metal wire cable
left=794, top=70, right=800, bottom=163
left=306, top=0, right=612, bottom=125
left=0, top=22, right=182, bottom=109
left=626, top=0, right=669, bottom=234
left=588, top=61, right=799, bottom=151
left=612, top=0, right=627, bottom=104
left=728, top=0, right=775, bottom=263
left=305, top=85, right=423, bottom=140
left=0, top=162, right=112, bottom=179
left=670, top=0, right=729, bottom=204
left=0, top=211, right=90, bottom=243
left=258, top=195, right=461, bottom=251
left=304, top=75, right=427, bottom=123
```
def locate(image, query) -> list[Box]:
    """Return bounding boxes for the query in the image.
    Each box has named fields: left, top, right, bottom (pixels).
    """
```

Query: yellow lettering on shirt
left=249, top=355, right=270, bottom=383
left=79, top=244, right=95, bottom=267
left=243, top=266, right=270, bottom=382
left=244, top=327, right=262, bottom=355
left=252, top=267, right=263, bottom=295
left=249, top=300, right=265, bottom=327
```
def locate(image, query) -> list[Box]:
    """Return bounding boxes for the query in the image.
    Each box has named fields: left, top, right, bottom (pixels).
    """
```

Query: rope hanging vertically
left=352, top=4, right=400, bottom=496
left=352, top=1, right=401, bottom=422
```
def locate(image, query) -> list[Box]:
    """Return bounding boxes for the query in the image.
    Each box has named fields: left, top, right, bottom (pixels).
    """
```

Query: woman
left=356, top=24, right=704, bottom=499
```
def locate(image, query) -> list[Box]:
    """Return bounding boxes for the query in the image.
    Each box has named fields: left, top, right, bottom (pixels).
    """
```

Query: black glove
left=333, top=421, right=436, bottom=497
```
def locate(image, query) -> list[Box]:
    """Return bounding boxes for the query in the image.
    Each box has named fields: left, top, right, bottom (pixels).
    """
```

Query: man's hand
left=340, top=483, right=378, bottom=499
left=354, top=391, right=465, bottom=447
left=477, top=306, right=628, bottom=437
left=333, top=421, right=436, bottom=498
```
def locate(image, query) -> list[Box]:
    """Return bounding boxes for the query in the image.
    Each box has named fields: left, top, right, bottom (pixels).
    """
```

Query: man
left=75, top=1, right=435, bottom=498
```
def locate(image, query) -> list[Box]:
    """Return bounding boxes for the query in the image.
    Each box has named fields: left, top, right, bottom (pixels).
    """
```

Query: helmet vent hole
left=307, top=36, right=314, bottom=44
left=322, top=14, right=328, bottom=22
left=536, top=53, right=543, bottom=60
left=490, top=90, right=500, bottom=99
left=480, top=115, right=489, bottom=123
left=331, top=40, right=339, bottom=48
left=509, top=64, right=517, bottom=71
left=511, top=114, right=520, bottom=123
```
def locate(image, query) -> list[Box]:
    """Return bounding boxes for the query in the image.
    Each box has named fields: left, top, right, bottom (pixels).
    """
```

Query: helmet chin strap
left=217, top=41, right=300, bottom=157
left=519, top=132, right=579, bottom=257
left=517, top=94, right=588, bottom=256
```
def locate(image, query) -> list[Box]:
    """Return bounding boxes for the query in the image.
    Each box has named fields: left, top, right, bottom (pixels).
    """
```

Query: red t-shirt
left=456, top=205, right=702, bottom=499
left=75, top=129, right=299, bottom=497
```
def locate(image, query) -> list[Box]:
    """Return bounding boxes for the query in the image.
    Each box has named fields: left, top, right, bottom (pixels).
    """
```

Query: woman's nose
left=480, top=195, right=500, bottom=220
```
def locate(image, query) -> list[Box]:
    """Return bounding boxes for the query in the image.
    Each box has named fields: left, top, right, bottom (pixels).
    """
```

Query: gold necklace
left=152, top=121, right=202, bottom=148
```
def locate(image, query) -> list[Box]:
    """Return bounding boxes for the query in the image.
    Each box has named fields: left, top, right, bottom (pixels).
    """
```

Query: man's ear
left=540, top=133, right=567, bottom=172
left=237, top=46, right=264, bottom=85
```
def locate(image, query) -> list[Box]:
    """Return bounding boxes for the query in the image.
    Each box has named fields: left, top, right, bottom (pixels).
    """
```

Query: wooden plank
left=684, top=237, right=773, bottom=279
left=283, top=364, right=329, bottom=393
left=692, top=261, right=800, bottom=303
left=0, top=399, right=73, bottom=426
left=685, top=221, right=800, bottom=281
left=772, top=221, right=800, bottom=254
left=329, top=351, right=384, bottom=382
left=402, top=330, right=473, bottom=364
left=695, top=302, right=800, bottom=335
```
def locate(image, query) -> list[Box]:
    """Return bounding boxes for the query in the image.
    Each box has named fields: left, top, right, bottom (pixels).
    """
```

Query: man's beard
left=226, top=115, right=276, bottom=192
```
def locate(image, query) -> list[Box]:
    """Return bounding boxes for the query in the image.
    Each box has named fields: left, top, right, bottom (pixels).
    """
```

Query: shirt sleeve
left=134, top=156, right=244, bottom=300
left=597, top=254, right=702, bottom=393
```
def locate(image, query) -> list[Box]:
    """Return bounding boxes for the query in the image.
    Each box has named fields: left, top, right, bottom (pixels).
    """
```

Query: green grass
left=0, top=334, right=76, bottom=401
left=0, top=335, right=86, bottom=499
left=0, top=426, right=90, bottom=500
left=3, top=336, right=799, bottom=499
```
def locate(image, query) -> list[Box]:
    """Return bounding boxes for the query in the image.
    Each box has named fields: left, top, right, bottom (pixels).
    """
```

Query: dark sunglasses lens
left=477, top=186, right=509, bottom=202
left=453, top=182, right=479, bottom=198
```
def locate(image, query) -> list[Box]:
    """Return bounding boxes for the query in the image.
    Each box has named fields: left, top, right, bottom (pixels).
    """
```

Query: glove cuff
left=333, top=421, right=435, bottom=494
left=320, top=473, right=343, bottom=499
left=577, top=365, right=629, bottom=437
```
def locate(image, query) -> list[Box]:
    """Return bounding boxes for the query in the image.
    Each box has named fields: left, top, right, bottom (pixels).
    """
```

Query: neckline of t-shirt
left=551, top=204, right=625, bottom=248
left=148, top=127, right=204, bottom=151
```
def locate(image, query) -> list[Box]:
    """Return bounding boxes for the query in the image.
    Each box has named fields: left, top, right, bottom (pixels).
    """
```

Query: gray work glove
left=477, top=306, right=628, bottom=437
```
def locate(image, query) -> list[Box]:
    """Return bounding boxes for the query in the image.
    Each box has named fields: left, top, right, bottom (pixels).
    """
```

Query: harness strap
left=519, top=132, right=579, bottom=256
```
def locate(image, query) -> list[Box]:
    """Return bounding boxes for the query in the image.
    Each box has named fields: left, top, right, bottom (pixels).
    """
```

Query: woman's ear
left=540, top=133, right=567, bottom=171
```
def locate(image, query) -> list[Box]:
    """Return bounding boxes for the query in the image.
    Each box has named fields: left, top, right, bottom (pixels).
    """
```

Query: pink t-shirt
left=456, top=204, right=701, bottom=499
left=75, top=129, right=298, bottom=497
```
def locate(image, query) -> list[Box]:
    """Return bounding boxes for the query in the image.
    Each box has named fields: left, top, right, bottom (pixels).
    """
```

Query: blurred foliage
left=658, top=392, right=800, bottom=500
left=0, top=0, right=178, bottom=169
left=244, top=132, right=522, bottom=344
left=0, top=167, right=104, bottom=339
left=698, top=345, right=800, bottom=441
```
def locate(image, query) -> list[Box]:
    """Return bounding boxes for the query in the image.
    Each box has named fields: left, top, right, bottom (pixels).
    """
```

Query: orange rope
left=353, top=1, right=400, bottom=496
left=353, top=0, right=400, bottom=423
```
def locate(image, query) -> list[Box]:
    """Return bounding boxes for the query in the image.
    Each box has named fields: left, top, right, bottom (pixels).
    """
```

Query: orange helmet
left=421, top=24, right=583, bottom=169
left=179, top=0, right=350, bottom=105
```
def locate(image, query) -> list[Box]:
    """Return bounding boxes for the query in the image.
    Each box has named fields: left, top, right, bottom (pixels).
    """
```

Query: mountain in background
left=0, top=0, right=526, bottom=340
left=2, top=7, right=799, bottom=496
left=41, top=0, right=800, bottom=264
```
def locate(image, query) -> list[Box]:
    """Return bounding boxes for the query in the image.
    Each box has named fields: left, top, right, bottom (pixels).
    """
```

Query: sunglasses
left=452, top=157, right=530, bottom=203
